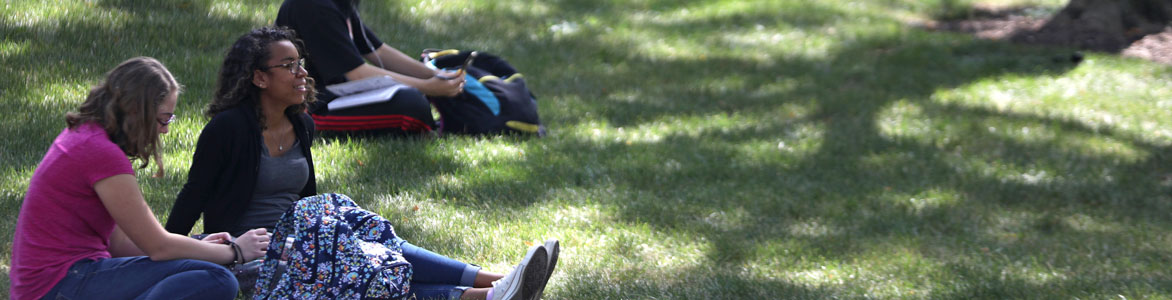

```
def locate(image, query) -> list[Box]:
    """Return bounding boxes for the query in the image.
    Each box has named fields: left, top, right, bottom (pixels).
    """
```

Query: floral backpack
left=253, top=193, right=413, bottom=299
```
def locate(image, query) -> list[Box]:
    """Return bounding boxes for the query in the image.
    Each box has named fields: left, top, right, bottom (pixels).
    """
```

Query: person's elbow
left=138, top=236, right=183, bottom=261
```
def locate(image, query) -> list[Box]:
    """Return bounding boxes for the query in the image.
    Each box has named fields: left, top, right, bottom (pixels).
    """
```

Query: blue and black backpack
left=424, top=50, right=545, bottom=136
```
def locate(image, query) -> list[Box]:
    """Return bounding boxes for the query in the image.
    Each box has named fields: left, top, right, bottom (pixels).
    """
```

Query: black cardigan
left=165, top=105, right=317, bottom=235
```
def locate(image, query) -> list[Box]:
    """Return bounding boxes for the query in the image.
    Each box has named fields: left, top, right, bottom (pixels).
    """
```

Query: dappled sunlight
left=205, top=1, right=274, bottom=24
left=759, top=245, right=944, bottom=298
left=158, top=120, right=204, bottom=154
left=1058, top=213, right=1121, bottom=233
left=566, top=111, right=820, bottom=147
left=370, top=192, right=716, bottom=283
left=5, top=0, right=1172, bottom=297
left=783, top=266, right=851, bottom=290
left=405, top=0, right=552, bottom=20
left=934, top=69, right=1172, bottom=144
left=312, top=139, right=373, bottom=183
left=446, top=140, right=528, bottom=166
left=738, top=126, right=822, bottom=167
left=583, top=223, right=707, bottom=272
left=876, top=96, right=1153, bottom=188
left=0, top=168, right=35, bottom=200
left=985, top=209, right=1124, bottom=238
left=786, top=218, right=843, bottom=238
left=359, top=191, right=528, bottom=267
left=618, top=29, right=711, bottom=60
left=413, top=141, right=535, bottom=195
left=983, top=210, right=1037, bottom=246
left=976, top=115, right=1149, bottom=163
left=25, top=81, right=91, bottom=110
left=967, top=157, right=1061, bottom=186
left=699, top=206, right=754, bottom=233
left=0, top=40, right=29, bottom=58
left=880, top=188, right=962, bottom=216
left=423, top=174, right=469, bottom=193
left=557, top=209, right=718, bottom=291
left=877, top=99, right=933, bottom=141
left=719, top=30, right=830, bottom=57
left=2, top=1, right=131, bottom=29
left=768, top=122, right=824, bottom=156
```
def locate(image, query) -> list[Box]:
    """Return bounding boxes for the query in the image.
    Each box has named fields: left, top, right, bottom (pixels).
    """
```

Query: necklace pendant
left=279, top=145, right=284, bottom=151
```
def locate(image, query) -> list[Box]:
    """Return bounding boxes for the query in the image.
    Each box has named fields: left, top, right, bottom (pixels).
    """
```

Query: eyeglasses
left=262, top=58, right=306, bottom=75
left=158, top=113, right=176, bottom=126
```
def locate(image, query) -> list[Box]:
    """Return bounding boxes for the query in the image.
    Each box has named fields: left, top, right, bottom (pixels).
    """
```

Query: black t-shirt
left=276, top=0, right=384, bottom=96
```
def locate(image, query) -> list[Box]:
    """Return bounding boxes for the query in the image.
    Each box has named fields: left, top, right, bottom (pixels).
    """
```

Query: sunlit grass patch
left=1, top=1, right=131, bottom=29
left=0, top=40, right=29, bottom=58
left=206, top=1, right=275, bottom=24
left=6, top=0, right=1172, bottom=298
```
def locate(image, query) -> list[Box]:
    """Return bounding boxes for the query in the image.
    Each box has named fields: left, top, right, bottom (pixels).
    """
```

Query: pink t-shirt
left=10, top=122, right=135, bottom=300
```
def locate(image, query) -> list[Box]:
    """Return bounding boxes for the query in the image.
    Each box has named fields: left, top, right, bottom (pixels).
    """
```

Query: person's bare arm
left=95, top=174, right=268, bottom=263
left=108, top=225, right=145, bottom=257
left=347, top=44, right=464, bottom=97
left=363, top=44, right=435, bottom=79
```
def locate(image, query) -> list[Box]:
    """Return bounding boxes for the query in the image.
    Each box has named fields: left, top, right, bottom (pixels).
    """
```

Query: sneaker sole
left=497, top=245, right=547, bottom=300
left=517, top=245, right=548, bottom=300
left=533, top=239, right=559, bottom=300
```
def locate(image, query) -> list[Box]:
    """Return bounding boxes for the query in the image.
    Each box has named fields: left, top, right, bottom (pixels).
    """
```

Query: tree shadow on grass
left=556, top=262, right=840, bottom=299
left=364, top=1, right=1172, bottom=296
left=0, top=0, right=273, bottom=290
left=0, top=0, right=268, bottom=179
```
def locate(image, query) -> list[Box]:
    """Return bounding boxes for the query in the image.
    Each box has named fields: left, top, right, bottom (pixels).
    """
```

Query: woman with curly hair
left=11, top=57, right=270, bottom=300
left=165, top=26, right=557, bottom=300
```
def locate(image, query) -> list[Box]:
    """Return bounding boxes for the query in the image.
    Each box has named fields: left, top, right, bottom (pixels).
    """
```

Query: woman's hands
left=200, top=229, right=270, bottom=263
left=419, top=70, right=465, bottom=97
left=199, top=232, right=231, bottom=244
left=235, top=228, right=271, bottom=261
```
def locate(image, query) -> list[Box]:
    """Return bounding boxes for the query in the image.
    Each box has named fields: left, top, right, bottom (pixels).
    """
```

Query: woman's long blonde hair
left=66, top=57, right=181, bottom=170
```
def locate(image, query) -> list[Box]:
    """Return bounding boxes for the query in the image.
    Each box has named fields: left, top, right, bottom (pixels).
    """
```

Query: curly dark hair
left=207, top=26, right=315, bottom=128
left=67, top=57, right=181, bottom=169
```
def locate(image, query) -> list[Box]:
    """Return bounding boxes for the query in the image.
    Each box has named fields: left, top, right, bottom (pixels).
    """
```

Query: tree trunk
left=1012, top=0, right=1172, bottom=52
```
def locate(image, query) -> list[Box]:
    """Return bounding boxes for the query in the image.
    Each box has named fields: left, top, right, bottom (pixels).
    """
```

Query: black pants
left=319, top=88, right=436, bottom=135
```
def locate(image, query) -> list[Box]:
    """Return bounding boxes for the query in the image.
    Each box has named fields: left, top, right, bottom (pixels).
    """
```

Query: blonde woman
left=10, top=57, right=270, bottom=300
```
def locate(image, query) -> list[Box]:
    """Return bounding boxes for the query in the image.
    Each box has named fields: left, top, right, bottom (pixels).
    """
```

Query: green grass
left=3, top=0, right=1172, bottom=299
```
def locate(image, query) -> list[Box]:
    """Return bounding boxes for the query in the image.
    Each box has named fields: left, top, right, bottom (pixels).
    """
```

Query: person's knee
left=184, top=260, right=240, bottom=298
left=397, top=88, right=432, bottom=113
left=205, top=266, right=240, bottom=298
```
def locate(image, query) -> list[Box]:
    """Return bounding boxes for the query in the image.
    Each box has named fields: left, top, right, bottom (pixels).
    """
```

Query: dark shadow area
left=346, top=1, right=1172, bottom=297
left=6, top=0, right=1172, bottom=298
left=0, top=1, right=271, bottom=290
left=0, top=0, right=264, bottom=177
left=557, top=263, right=841, bottom=299
left=924, top=2, right=1172, bottom=65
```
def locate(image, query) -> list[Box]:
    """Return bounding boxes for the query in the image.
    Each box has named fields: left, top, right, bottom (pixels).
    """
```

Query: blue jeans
left=41, top=256, right=237, bottom=300
left=403, top=242, right=482, bottom=300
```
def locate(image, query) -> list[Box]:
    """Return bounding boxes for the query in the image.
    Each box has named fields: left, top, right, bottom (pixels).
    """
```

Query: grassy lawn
left=4, top=0, right=1172, bottom=298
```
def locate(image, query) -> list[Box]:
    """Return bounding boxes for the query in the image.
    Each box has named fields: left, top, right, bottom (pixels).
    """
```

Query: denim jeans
left=41, top=256, right=238, bottom=300
left=403, top=242, right=482, bottom=300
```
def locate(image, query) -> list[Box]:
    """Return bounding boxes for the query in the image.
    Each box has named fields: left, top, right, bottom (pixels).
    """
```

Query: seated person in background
left=11, top=57, right=268, bottom=300
left=165, top=27, right=558, bottom=300
left=276, top=0, right=465, bottom=135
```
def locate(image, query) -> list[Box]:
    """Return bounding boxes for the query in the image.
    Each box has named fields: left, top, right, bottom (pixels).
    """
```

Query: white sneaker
left=533, top=239, right=559, bottom=300
left=491, top=245, right=548, bottom=300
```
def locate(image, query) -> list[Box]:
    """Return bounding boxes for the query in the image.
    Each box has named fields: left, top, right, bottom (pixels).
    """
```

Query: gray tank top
left=233, top=139, right=309, bottom=235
